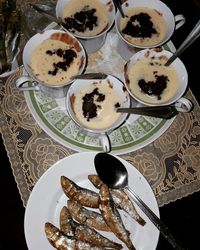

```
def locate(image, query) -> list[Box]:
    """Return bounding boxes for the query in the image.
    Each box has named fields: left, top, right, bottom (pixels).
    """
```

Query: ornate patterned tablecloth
left=1, top=67, right=200, bottom=207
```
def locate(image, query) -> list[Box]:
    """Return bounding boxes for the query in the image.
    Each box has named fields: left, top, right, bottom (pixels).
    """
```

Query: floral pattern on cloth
left=1, top=0, right=200, bottom=207
left=1, top=68, right=200, bottom=207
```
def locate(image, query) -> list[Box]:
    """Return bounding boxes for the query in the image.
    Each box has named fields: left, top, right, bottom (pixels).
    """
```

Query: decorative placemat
left=1, top=68, right=200, bottom=207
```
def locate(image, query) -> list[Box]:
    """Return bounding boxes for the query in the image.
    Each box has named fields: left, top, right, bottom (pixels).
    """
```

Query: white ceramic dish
left=24, top=152, right=160, bottom=250
left=66, top=75, right=130, bottom=152
left=56, top=0, right=116, bottom=53
left=115, top=0, right=185, bottom=49
left=124, top=48, right=188, bottom=106
left=56, top=0, right=115, bottom=39
left=16, top=29, right=86, bottom=98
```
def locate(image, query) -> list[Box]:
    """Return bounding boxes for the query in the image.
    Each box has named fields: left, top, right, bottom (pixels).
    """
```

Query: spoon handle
left=113, top=0, right=125, bottom=18
left=117, top=105, right=178, bottom=119
left=30, top=4, right=60, bottom=24
left=165, top=19, right=200, bottom=66
left=124, top=186, right=185, bottom=250
left=71, top=73, right=108, bottom=80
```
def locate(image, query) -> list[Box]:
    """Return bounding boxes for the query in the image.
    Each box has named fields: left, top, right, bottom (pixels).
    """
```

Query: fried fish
left=60, top=206, right=122, bottom=249
left=99, top=184, right=136, bottom=250
left=61, top=176, right=99, bottom=208
left=88, top=174, right=146, bottom=226
left=67, top=200, right=111, bottom=232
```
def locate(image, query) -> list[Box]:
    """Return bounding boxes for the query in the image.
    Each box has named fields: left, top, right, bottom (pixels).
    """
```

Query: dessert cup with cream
left=56, top=0, right=115, bottom=53
left=16, top=29, right=86, bottom=98
left=115, top=0, right=185, bottom=60
left=66, top=75, right=130, bottom=152
left=124, top=48, right=188, bottom=107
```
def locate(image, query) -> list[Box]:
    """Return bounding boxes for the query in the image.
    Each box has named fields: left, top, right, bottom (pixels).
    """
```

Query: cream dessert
left=125, top=50, right=179, bottom=105
left=70, top=80, right=122, bottom=130
left=62, top=0, right=109, bottom=37
left=119, top=7, right=167, bottom=47
left=30, top=32, right=84, bottom=86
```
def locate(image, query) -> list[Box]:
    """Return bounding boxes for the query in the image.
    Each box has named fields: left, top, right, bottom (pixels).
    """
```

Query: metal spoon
left=113, top=0, right=125, bottom=18
left=30, top=4, right=61, bottom=24
left=94, top=152, right=185, bottom=250
left=165, top=19, right=200, bottom=66
left=71, top=72, right=107, bottom=80
left=117, top=105, right=179, bottom=119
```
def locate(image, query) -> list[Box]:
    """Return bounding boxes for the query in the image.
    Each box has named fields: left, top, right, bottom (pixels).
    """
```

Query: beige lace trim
left=1, top=68, right=200, bottom=207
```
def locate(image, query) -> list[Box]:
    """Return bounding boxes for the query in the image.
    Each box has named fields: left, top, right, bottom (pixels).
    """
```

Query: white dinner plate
left=24, top=152, right=160, bottom=249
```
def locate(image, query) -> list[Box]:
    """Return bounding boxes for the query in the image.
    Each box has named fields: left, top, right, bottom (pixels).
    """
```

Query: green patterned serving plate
left=23, top=30, right=176, bottom=155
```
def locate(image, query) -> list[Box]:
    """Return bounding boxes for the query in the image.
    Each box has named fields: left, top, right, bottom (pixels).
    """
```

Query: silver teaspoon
left=117, top=98, right=193, bottom=119
left=117, top=105, right=179, bottom=119
left=71, top=73, right=108, bottom=80
left=165, top=19, right=200, bottom=66
left=94, top=152, right=185, bottom=250
left=113, top=0, right=125, bottom=18
left=30, top=4, right=60, bottom=24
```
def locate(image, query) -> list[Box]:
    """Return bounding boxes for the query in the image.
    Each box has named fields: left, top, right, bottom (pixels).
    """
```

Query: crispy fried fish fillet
left=61, top=176, right=99, bottom=208
left=45, top=222, right=104, bottom=250
left=67, top=200, right=111, bottom=232
left=88, top=174, right=146, bottom=226
left=99, top=184, right=136, bottom=250
left=60, top=206, right=122, bottom=249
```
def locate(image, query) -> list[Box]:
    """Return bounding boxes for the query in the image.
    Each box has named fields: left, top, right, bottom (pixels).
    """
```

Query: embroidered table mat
left=1, top=67, right=200, bottom=207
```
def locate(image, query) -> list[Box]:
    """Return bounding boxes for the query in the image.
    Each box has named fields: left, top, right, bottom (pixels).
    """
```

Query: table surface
left=1, top=0, right=200, bottom=249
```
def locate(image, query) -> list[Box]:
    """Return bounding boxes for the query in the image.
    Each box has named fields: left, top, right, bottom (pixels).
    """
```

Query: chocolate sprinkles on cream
left=120, top=7, right=167, bottom=47
left=30, top=32, right=84, bottom=86
left=62, top=0, right=109, bottom=37
left=71, top=81, right=121, bottom=130
left=126, top=50, right=179, bottom=105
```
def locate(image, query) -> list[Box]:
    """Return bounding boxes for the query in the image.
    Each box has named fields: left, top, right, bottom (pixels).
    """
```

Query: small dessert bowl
left=115, top=0, right=185, bottom=60
left=124, top=48, right=188, bottom=106
left=16, top=29, right=86, bottom=98
left=66, top=74, right=130, bottom=152
left=56, top=0, right=116, bottom=53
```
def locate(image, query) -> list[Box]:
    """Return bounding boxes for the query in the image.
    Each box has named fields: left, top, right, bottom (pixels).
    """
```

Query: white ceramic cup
left=66, top=75, right=130, bottom=152
left=56, top=0, right=116, bottom=53
left=16, top=29, right=86, bottom=98
left=124, top=48, right=189, bottom=106
left=115, top=0, right=186, bottom=60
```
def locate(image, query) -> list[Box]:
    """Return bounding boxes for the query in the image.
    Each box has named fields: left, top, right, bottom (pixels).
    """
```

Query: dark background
left=1, top=0, right=200, bottom=249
